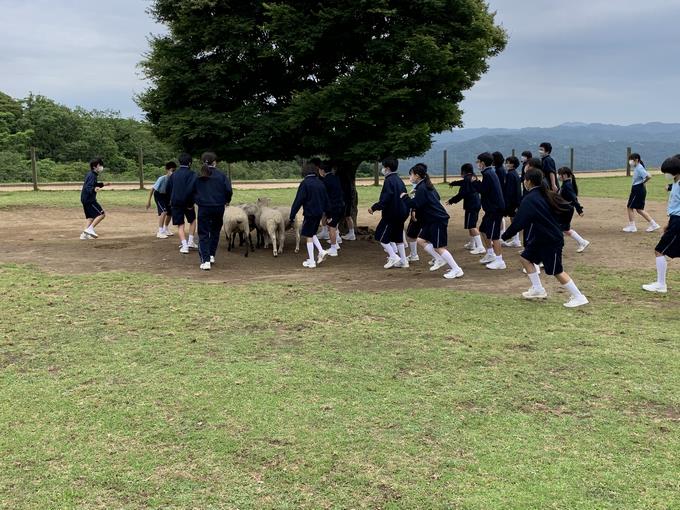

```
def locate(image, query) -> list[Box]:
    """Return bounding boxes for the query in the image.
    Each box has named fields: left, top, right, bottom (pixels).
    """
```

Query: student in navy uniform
left=404, top=163, right=428, bottom=262
left=643, top=155, right=680, bottom=294
left=167, top=153, right=198, bottom=254
left=368, top=157, right=410, bottom=269
left=146, top=161, right=176, bottom=239
left=471, top=152, right=506, bottom=270
left=318, top=161, right=345, bottom=257
left=191, top=152, right=233, bottom=270
left=501, top=168, right=589, bottom=308
left=558, top=167, right=590, bottom=252
left=538, top=142, right=558, bottom=192
left=310, top=158, right=331, bottom=240
left=501, top=156, right=522, bottom=247
left=520, top=150, right=532, bottom=187
left=448, top=163, right=484, bottom=255
left=338, top=166, right=357, bottom=242
left=400, top=164, right=463, bottom=279
left=623, top=152, right=660, bottom=233
left=80, top=158, right=107, bottom=240
left=290, top=163, right=331, bottom=268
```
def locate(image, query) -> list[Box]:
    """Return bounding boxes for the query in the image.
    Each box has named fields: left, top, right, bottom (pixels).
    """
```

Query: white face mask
left=629, top=160, right=636, bottom=167
left=538, top=150, right=546, bottom=157
left=520, top=156, right=527, bottom=163
left=381, top=168, right=388, bottom=176
left=96, top=165, right=104, bottom=174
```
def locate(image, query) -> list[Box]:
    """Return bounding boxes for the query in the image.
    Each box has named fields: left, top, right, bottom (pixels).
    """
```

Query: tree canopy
left=139, top=0, right=506, bottom=169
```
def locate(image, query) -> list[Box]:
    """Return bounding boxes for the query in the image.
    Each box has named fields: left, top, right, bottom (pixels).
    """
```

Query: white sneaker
left=522, top=287, right=548, bottom=299
left=341, top=233, right=356, bottom=241
left=463, top=241, right=473, bottom=250
left=79, top=232, right=90, bottom=240
left=336, top=236, right=343, bottom=245
left=576, top=240, right=590, bottom=253
left=646, top=223, right=661, bottom=232
left=328, top=248, right=338, bottom=257
left=506, top=239, right=522, bottom=248
left=179, top=245, right=189, bottom=254
left=303, top=259, right=317, bottom=268
left=642, top=282, right=667, bottom=293
left=469, top=247, right=486, bottom=255
left=200, top=262, right=211, bottom=271
left=486, top=258, right=507, bottom=270
left=564, top=295, right=589, bottom=308
left=428, top=258, right=436, bottom=266
left=394, top=259, right=410, bottom=268
left=408, top=254, right=420, bottom=262
left=317, top=250, right=328, bottom=264
left=188, top=240, right=199, bottom=249
left=384, top=255, right=400, bottom=269
left=210, top=256, right=215, bottom=263
left=156, top=231, right=168, bottom=239
left=164, top=228, right=174, bottom=236
left=84, top=229, right=98, bottom=239
left=622, top=225, right=637, bottom=233
left=443, top=268, right=464, bottom=279
left=430, top=259, right=447, bottom=272
left=479, top=253, right=495, bottom=264
left=500, top=240, right=512, bottom=247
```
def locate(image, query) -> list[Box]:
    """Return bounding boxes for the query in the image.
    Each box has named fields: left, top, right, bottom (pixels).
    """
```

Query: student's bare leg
left=158, top=212, right=166, bottom=230
left=636, top=209, right=654, bottom=222
left=164, top=215, right=172, bottom=228
left=84, top=218, right=94, bottom=229
left=91, top=213, right=105, bottom=229
left=329, top=226, right=337, bottom=246
left=627, top=208, right=635, bottom=222
left=189, top=220, right=197, bottom=237
left=492, top=239, right=502, bottom=256
left=178, top=223, right=187, bottom=243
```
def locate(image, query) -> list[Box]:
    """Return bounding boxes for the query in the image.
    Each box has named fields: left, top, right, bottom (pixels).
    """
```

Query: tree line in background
left=0, top=91, right=344, bottom=183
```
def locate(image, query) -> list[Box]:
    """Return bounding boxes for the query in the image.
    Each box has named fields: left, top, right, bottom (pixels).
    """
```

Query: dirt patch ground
left=0, top=197, right=669, bottom=294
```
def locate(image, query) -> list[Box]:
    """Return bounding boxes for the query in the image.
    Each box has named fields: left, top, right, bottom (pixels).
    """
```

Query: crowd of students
left=78, top=145, right=680, bottom=305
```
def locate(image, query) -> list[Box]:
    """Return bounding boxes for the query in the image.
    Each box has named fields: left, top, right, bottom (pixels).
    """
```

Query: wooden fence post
left=443, top=149, right=448, bottom=183
left=374, top=161, right=379, bottom=186
left=31, top=147, right=38, bottom=191
left=138, top=148, right=144, bottom=189
left=570, top=147, right=575, bottom=172
left=626, top=147, right=632, bottom=177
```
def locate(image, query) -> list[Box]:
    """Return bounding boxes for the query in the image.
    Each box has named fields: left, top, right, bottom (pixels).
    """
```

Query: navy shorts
left=154, top=191, right=169, bottom=215
left=419, top=222, right=448, bottom=249
left=480, top=212, right=503, bottom=240
left=301, top=215, right=322, bottom=237
left=406, top=218, right=421, bottom=239
left=172, top=205, right=196, bottom=226
left=82, top=201, right=104, bottom=219
left=375, top=218, right=406, bottom=244
left=521, top=244, right=564, bottom=276
left=464, top=210, right=479, bottom=230
left=326, top=209, right=344, bottom=228
left=627, top=184, right=646, bottom=210
left=655, top=216, right=680, bottom=258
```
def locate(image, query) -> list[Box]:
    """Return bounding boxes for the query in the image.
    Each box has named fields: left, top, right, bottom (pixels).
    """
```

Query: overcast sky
left=2, top=0, right=680, bottom=128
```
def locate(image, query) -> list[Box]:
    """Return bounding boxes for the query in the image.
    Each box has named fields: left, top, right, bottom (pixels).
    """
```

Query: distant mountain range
left=404, top=122, right=680, bottom=174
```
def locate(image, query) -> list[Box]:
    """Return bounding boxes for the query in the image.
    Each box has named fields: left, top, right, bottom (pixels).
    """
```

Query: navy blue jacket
left=501, top=187, right=568, bottom=248
left=504, top=169, right=522, bottom=213
left=448, top=175, right=481, bottom=211
left=168, top=166, right=197, bottom=206
left=495, top=164, right=507, bottom=189
left=541, top=155, right=558, bottom=190
left=559, top=179, right=583, bottom=215
left=371, top=172, right=409, bottom=221
left=290, top=174, right=331, bottom=220
left=322, top=173, right=345, bottom=212
left=471, top=167, right=505, bottom=214
left=80, top=170, right=103, bottom=204
left=402, top=181, right=449, bottom=225
left=193, top=168, right=233, bottom=207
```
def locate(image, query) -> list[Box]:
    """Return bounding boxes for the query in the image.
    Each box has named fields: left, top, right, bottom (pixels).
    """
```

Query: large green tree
left=139, top=0, right=506, bottom=184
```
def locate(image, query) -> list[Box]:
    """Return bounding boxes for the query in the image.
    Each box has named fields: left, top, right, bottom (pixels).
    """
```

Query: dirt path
left=0, top=197, right=670, bottom=296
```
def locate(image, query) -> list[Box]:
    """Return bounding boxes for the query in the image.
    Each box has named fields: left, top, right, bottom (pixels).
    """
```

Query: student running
left=448, top=163, right=484, bottom=254
left=79, top=158, right=107, bottom=240
left=557, top=167, right=590, bottom=252
left=167, top=153, right=199, bottom=254
left=623, top=153, right=660, bottom=233
left=471, top=152, right=506, bottom=269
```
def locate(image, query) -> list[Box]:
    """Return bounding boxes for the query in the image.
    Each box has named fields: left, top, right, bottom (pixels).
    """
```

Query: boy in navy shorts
left=471, top=152, right=506, bottom=269
left=80, top=158, right=106, bottom=240
left=167, top=153, right=198, bottom=254
left=290, top=163, right=331, bottom=268
left=146, top=161, right=176, bottom=239
left=318, top=162, right=345, bottom=257
left=448, top=163, right=483, bottom=254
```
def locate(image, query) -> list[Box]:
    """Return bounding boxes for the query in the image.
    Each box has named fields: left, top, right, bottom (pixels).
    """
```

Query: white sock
left=188, top=235, right=195, bottom=244
left=563, top=279, right=584, bottom=298
left=473, top=235, right=483, bottom=249
left=650, top=219, right=659, bottom=227
left=348, top=228, right=355, bottom=236
left=397, top=243, right=407, bottom=263
left=513, top=233, right=521, bottom=244
left=306, top=241, right=315, bottom=260
left=528, top=271, right=544, bottom=291
left=629, top=221, right=635, bottom=228
left=381, top=242, right=397, bottom=259
left=424, top=243, right=444, bottom=262
left=408, top=241, right=418, bottom=256
left=333, top=243, right=340, bottom=250
left=495, top=254, right=503, bottom=262
left=390, top=242, right=398, bottom=254
left=656, top=256, right=667, bottom=286
left=440, top=250, right=460, bottom=271
left=486, top=248, right=494, bottom=256
left=569, top=230, right=586, bottom=244
left=181, top=239, right=188, bottom=248
left=312, top=235, right=324, bottom=252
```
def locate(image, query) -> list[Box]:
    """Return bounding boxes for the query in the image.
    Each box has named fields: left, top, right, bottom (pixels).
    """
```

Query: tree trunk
left=335, top=160, right=359, bottom=234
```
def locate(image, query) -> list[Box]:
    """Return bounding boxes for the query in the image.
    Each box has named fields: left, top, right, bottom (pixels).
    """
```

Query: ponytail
left=526, top=168, right=571, bottom=214
left=409, top=163, right=434, bottom=190
left=558, top=166, right=578, bottom=196
left=200, top=151, right=217, bottom=177
left=631, top=153, right=645, bottom=168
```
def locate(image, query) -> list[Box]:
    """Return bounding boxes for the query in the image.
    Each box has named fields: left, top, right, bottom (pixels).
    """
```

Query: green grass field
left=0, top=264, right=678, bottom=509
left=0, top=176, right=672, bottom=210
